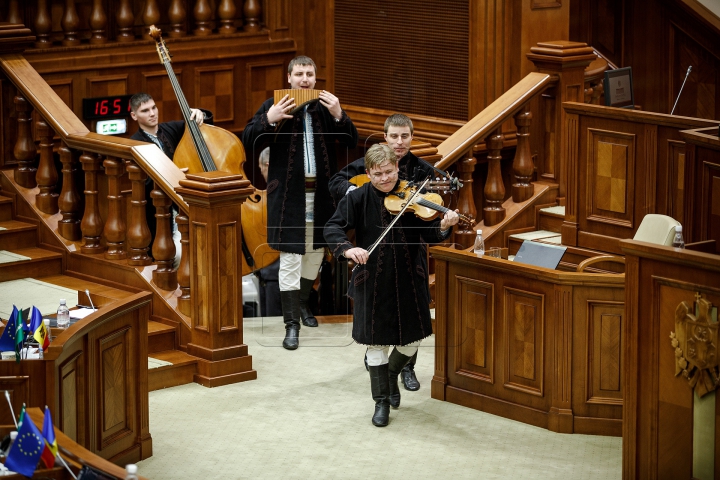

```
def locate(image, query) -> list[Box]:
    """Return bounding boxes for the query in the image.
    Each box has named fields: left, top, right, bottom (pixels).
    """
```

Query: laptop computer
left=513, top=240, right=567, bottom=270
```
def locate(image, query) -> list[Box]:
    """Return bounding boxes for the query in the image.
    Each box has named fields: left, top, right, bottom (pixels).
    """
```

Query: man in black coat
left=329, top=114, right=433, bottom=392
left=324, top=144, right=459, bottom=427
left=241, top=56, right=358, bottom=350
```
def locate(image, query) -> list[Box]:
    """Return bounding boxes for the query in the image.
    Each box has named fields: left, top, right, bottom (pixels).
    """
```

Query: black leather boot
left=298, top=277, right=318, bottom=327
left=388, top=348, right=412, bottom=408
left=368, top=364, right=390, bottom=427
left=280, top=290, right=301, bottom=350
left=401, top=351, right=420, bottom=391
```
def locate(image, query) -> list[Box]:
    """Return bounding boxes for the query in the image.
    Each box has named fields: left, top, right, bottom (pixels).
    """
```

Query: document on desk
left=70, top=307, right=97, bottom=319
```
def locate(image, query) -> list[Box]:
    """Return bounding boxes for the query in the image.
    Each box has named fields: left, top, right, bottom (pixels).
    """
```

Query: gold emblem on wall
left=670, top=293, right=719, bottom=398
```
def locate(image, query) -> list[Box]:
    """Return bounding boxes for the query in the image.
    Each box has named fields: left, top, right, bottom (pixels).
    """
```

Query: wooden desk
left=430, top=246, right=625, bottom=435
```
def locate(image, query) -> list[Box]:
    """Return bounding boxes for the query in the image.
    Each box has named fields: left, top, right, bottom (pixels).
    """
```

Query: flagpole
left=3, top=391, right=18, bottom=429
left=56, top=453, right=78, bottom=480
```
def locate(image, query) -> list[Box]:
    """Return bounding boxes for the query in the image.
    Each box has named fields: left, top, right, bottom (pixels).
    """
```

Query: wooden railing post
left=483, top=130, right=506, bottom=226
left=35, top=0, right=52, bottom=48
left=116, top=0, right=135, bottom=42
left=243, top=0, right=261, bottom=32
left=176, top=213, right=191, bottom=316
left=127, top=162, right=152, bottom=266
left=454, top=151, right=478, bottom=249
left=176, top=171, right=256, bottom=386
left=35, top=119, right=59, bottom=214
left=142, top=0, right=161, bottom=39
left=13, top=94, right=36, bottom=188
left=7, top=0, right=21, bottom=24
left=80, top=152, right=105, bottom=254
left=103, top=157, right=127, bottom=260
left=512, top=106, right=534, bottom=202
left=218, top=0, right=237, bottom=34
left=57, top=142, right=83, bottom=240
left=151, top=187, right=177, bottom=289
left=61, top=0, right=81, bottom=46
left=193, top=0, right=213, bottom=36
left=168, top=0, right=187, bottom=37
left=89, top=0, right=108, bottom=44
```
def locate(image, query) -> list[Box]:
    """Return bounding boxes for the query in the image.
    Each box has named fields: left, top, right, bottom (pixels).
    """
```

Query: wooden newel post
left=176, top=171, right=257, bottom=387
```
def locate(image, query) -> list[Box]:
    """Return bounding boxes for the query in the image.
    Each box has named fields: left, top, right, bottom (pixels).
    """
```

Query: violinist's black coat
left=324, top=179, right=451, bottom=346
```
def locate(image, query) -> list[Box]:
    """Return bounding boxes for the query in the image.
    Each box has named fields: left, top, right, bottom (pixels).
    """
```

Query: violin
left=350, top=173, right=462, bottom=193
left=384, top=180, right=473, bottom=227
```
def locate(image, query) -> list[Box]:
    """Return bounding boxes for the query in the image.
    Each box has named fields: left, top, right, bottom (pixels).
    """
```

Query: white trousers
left=366, top=340, right=422, bottom=366
left=278, top=222, right=324, bottom=291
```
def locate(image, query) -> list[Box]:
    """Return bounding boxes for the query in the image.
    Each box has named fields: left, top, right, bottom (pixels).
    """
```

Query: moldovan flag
left=29, top=306, right=50, bottom=351
left=41, top=406, right=57, bottom=468
left=0, top=305, right=19, bottom=352
left=5, top=410, right=45, bottom=477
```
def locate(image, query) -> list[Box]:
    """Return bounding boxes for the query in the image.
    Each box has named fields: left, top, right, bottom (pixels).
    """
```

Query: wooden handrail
left=0, top=53, right=189, bottom=211
left=434, top=72, right=555, bottom=170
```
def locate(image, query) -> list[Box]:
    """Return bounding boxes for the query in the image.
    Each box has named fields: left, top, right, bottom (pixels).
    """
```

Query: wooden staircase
left=0, top=176, right=198, bottom=392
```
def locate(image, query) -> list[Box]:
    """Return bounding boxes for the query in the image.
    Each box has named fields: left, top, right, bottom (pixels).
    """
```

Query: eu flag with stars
left=0, top=305, right=19, bottom=352
left=5, top=410, right=45, bottom=477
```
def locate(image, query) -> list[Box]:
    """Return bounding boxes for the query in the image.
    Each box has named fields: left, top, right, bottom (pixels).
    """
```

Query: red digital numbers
left=96, top=100, right=109, bottom=115
left=113, top=98, right=122, bottom=114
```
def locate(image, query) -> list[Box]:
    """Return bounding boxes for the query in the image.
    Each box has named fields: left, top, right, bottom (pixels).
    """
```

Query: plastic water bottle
left=124, top=464, right=139, bottom=480
left=672, top=225, right=685, bottom=249
left=56, top=299, right=70, bottom=328
left=473, top=230, right=485, bottom=256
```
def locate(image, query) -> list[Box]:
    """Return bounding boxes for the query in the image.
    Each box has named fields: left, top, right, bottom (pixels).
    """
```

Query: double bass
left=150, top=26, right=278, bottom=276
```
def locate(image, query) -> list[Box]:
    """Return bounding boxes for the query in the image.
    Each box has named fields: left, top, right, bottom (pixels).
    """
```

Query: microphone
left=85, top=289, right=96, bottom=311
left=670, top=66, right=692, bottom=115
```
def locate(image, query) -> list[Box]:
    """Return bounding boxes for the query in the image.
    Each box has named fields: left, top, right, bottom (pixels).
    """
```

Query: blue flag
left=0, top=305, right=19, bottom=351
left=5, top=410, right=45, bottom=477
left=28, top=306, right=43, bottom=335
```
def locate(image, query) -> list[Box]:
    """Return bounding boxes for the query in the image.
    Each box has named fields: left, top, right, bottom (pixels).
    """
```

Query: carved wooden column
left=243, top=0, right=261, bottom=32
left=116, top=0, right=135, bottom=42
left=35, top=0, right=52, bottom=47
left=483, top=130, right=506, bottom=226
left=61, top=0, right=81, bottom=46
left=176, top=171, right=257, bottom=386
left=80, top=152, right=105, bottom=254
left=193, top=0, right=213, bottom=36
left=126, top=162, right=152, bottom=266
left=89, top=0, right=108, bottom=44
left=454, top=151, right=478, bottom=249
left=527, top=41, right=596, bottom=246
left=176, top=213, right=191, bottom=316
left=168, top=0, right=187, bottom=37
left=151, top=187, right=177, bottom=289
left=57, top=143, right=83, bottom=240
left=218, top=0, right=237, bottom=34
left=512, top=107, right=534, bottom=202
left=7, top=0, right=21, bottom=24
left=103, top=157, right=127, bottom=259
left=35, top=119, right=59, bottom=214
left=142, top=0, right=161, bottom=38
left=13, top=95, right=36, bottom=188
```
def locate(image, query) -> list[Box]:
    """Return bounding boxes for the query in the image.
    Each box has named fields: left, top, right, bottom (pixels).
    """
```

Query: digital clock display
left=82, top=95, right=133, bottom=120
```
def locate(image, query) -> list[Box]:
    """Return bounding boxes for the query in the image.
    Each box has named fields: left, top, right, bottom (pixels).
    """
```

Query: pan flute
left=274, top=89, right=322, bottom=113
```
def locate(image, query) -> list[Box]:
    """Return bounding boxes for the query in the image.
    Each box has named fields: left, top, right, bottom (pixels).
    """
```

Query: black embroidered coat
left=241, top=98, right=358, bottom=254
left=324, top=181, right=451, bottom=346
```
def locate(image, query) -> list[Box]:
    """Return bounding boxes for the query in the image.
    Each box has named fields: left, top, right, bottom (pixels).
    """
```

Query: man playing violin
left=324, top=144, right=459, bottom=427
left=329, top=113, right=433, bottom=392
left=241, top=56, right=358, bottom=351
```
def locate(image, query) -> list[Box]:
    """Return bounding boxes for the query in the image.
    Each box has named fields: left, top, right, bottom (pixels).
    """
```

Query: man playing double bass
left=324, top=144, right=459, bottom=427
left=241, top=56, right=358, bottom=350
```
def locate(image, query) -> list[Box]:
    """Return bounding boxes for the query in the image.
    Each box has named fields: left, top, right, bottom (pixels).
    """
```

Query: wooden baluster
left=218, top=0, right=237, bottom=34
left=103, top=157, right=127, bottom=260
left=168, top=0, right=187, bottom=37
left=151, top=188, right=177, bottom=289
left=35, top=0, right=52, bottom=47
left=116, top=0, right=135, bottom=42
left=142, top=0, right=161, bottom=39
left=13, top=95, right=36, bottom=188
left=512, top=108, right=534, bottom=202
left=89, top=0, right=108, bottom=44
left=57, top=143, right=83, bottom=240
left=591, top=80, right=603, bottom=105
left=483, top=130, right=506, bottom=226
left=176, top=213, right=191, bottom=316
left=243, top=0, right=261, bottom=32
left=35, top=119, right=59, bottom=214
left=454, top=151, right=478, bottom=249
left=126, top=162, right=152, bottom=266
left=61, top=0, right=81, bottom=46
left=80, top=152, right=105, bottom=254
left=7, top=0, right=21, bottom=24
left=194, top=0, right=213, bottom=36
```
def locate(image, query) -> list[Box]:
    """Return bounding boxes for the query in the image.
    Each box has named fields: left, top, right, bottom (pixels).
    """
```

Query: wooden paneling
left=194, top=221, right=209, bottom=331
left=456, top=276, right=494, bottom=384
left=0, top=376, right=30, bottom=425
left=586, top=301, right=623, bottom=404
left=587, top=129, right=635, bottom=223
left=504, top=287, right=544, bottom=396
left=680, top=127, right=720, bottom=246
left=195, top=65, right=235, bottom=123
left=59, top=351, right=85, bottom=444
left=245, top=61, right=286, bottom=132
left=142, top=70, right=182, bottom=126
left=218, top=222, right=238, bottom=332
left=86, top=74, right=128, bottom=98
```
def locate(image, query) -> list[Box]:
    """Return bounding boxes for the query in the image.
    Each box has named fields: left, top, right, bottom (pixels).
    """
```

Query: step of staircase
left=0, top=247, right=63, bottom=282
left=538, top=205, right=565, bottom=233
left=148, top=320, right=177, bottom=354
left=0, top=196, right=13, bottom=221
left=148, top=350, right=199, bottom=391
left=0, top=220, right=39, bottom=250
